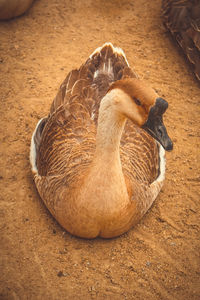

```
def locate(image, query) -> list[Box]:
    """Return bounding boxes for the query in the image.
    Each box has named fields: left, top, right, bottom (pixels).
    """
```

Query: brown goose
left=162, top=0, right=200, bottom=81
left=30, top=43, right=173, bottom=239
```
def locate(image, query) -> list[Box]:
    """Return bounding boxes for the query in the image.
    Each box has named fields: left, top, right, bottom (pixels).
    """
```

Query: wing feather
left=162, top=0, right=200, bottom=81
left=34, top=43, right=159, bottom=186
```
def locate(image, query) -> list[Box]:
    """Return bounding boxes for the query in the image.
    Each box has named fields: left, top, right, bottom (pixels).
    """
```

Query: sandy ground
left=0, top=0, right=200, bottom=299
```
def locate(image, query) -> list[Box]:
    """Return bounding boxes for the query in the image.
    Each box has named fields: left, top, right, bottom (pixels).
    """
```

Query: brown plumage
left=30, top=43, right=173, bottom=238
left=162, top=0, right=200, bottom=81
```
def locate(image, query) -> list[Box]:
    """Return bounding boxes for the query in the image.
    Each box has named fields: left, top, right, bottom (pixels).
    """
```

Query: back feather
left=33, top=43, right=139, bottom=176
left=50, top=42, right=137, bottom=120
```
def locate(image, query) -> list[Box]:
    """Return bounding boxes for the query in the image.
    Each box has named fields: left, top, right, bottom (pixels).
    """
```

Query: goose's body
left=162, top=0, right=200, bottom=81
left=30, top=43, right=173, bottom=238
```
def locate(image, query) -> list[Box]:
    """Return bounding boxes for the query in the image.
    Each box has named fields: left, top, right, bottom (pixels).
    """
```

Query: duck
left=30, top=43, right=173, bottom=239
left=162, top=0, right=200, bottom=81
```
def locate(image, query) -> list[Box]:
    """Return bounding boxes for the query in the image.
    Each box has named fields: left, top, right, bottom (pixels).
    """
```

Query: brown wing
left=121, top=123, right=159, bottom=186
left=35, top=43, right=138, bottom=180
left=162, top=0, right=200, bottom=81
left=37, top=104, right=96, bottom=184
left=49, top=43, right=137, bottom=123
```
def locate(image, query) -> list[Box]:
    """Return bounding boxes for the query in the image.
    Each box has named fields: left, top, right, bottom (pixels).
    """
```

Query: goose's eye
left=132, top=97, right=141, bottom=106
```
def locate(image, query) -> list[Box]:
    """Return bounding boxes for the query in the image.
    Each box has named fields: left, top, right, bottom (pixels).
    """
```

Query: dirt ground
left=0, top=0, right=199, bottom=299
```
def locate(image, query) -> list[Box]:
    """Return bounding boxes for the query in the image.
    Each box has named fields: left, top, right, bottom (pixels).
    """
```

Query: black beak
left=142, top=98, right=173, bottom=151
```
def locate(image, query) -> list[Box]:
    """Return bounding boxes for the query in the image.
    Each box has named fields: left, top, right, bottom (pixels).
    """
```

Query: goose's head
left=108, top=78, right=173, bottom=151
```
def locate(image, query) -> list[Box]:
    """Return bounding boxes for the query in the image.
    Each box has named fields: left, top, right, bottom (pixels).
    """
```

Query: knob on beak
left=142, top=98, right=173, bottom=151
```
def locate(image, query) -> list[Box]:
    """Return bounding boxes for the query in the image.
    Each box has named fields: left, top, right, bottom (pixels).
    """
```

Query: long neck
left=95, top=90, right=126, bottom=163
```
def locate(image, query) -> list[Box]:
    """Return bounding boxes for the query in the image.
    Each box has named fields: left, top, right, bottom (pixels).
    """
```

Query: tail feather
left=89, top=42, right=129, bottom=66
left=88, top=42, right=133, bottom=81
left=49, top=42, right=137, bottom=117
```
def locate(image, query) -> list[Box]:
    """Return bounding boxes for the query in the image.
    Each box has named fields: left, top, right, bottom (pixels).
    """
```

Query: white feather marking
left=113, top=46, right=129, bottom=67
left=91, top=112, right=95, bottom=120
left=30, top=118, right=44, bottom=174
left=89, top=45, right=102, bottom=59
left=101, top=59, right=114, bottom=76
left=156, top=144, right=166, bottom=183
left=89, top=42, right=129, bottom=66
left=107, top=59, right=113, bottom=74
left=94, top=70, right=99, bottom=79
left=66, top=71, right=72, bottom=93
